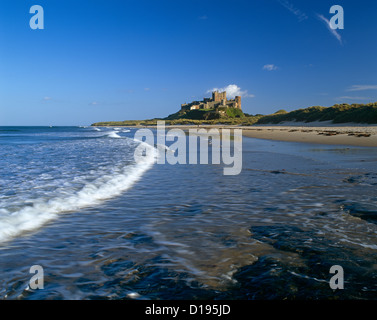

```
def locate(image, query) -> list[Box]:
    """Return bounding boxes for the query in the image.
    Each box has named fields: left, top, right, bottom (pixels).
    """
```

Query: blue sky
left=0, top=0, right=376, bottom=125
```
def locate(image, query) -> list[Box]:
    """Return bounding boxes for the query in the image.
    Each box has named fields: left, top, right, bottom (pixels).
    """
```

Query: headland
left=92, top=98, right=377, bottom=147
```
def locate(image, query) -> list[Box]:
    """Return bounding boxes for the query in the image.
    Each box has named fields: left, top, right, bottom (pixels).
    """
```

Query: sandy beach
left=121, top=122, right=377, bottom=147
left=240, top=125, right=377, bottom=147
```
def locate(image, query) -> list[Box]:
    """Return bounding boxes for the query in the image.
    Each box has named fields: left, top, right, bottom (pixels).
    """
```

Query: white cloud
left=346, top=85, right=377, bottom=92
left=263, top=64, right=278, bottom=71
left=207, top=84, right=255, bottom=99
left=317, top=14, right=343, bottom=45
left=43, top=96, right=52, bottom=101
left=277, top=0, right=307, bottom=22
left=89, top=101, right=99, bottom=106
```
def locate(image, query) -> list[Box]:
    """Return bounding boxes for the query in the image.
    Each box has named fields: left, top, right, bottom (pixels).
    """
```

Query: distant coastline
left=91, top=102, right=377, bottom=147
left=90, top=123, right=377, bottom=147
left=92, top=101, right=377, bottom=127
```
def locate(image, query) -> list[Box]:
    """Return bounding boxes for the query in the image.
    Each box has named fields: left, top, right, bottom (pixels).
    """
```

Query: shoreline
left=240, top=126, right=377, bottom=147
left=98, top=124, right=377, bottom=147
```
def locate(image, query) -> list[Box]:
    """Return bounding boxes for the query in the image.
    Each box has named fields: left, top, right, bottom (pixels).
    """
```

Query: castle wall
left=181, top=91, right=241, bottom=111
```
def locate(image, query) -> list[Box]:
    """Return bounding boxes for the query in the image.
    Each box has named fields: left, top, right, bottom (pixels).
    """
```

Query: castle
left=181, top=91, right=241, bottom=111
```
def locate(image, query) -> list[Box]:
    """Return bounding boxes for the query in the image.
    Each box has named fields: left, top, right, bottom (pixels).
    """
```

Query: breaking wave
left=0, top=141, right=156, bottom=244
left=106, top=131, right=121, bottom=139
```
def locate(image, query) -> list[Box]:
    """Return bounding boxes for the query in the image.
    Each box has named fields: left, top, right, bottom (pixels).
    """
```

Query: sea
left=0, top=126, right=376, bottom=300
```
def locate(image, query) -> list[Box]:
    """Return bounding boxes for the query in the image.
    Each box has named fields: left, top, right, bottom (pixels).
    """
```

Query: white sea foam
left=106, top=131, right=121, bottom=139
left=0, top=141, right=156, bottom=244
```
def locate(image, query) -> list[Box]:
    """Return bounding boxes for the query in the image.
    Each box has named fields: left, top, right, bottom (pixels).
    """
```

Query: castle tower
left=235, top=96, right=241, bottom=109
left=212, top=91, right=227, bottom=102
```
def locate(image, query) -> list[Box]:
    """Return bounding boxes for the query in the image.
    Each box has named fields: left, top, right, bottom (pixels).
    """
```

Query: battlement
left=181, top=91, right=241, bottom=111
left=212, top=91, right=227, bottom=102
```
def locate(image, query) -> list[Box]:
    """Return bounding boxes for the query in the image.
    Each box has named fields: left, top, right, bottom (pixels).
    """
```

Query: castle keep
left=181, top=91, right=241, bottom=111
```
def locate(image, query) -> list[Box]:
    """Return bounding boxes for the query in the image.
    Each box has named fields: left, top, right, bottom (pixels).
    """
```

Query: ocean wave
left=0, top=141, right=156, bottom=244
left=105, top=131, right=121, bottom=139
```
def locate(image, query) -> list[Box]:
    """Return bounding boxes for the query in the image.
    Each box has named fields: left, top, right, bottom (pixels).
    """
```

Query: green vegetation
left=165, top=109, right=213, bottom=120
left=255, top=102, right=377, bottom=125
left=225, top=107, right=245, bottom=118
left=92, top=106, right=261, bottom=126
left=274, top=109, right=288, bottom=114
left=91, top=102, right=377, bottom=127
left=91, top=115, right=262, bottom=127
left=164, top=107, right=245, bottom=121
